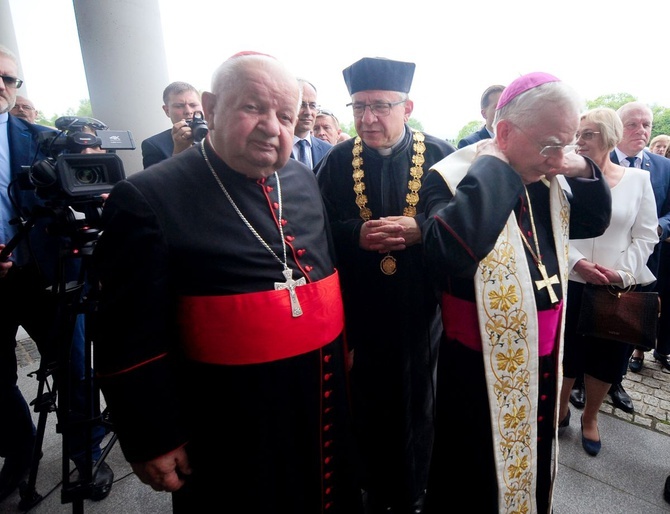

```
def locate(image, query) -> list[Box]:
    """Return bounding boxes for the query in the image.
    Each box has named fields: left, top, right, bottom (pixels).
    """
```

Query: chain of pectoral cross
left=202, top=144, right=306, bottom=317
left=520, top=187, right=560, bottom=304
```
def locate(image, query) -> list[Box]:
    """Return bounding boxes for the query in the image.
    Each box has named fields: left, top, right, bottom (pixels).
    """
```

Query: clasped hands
left=574, top=259, right=623, bottom=286
left=359, top=216, right=421, bottom=253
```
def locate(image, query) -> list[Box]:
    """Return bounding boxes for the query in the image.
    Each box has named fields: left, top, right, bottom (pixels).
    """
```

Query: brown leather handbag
left=576, top=283, right=660, bottom=350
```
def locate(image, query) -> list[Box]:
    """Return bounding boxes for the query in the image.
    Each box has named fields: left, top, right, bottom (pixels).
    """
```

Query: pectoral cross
left=535, top=263, right=560, bottom=304
left=275, top=268, right=307, bottom=317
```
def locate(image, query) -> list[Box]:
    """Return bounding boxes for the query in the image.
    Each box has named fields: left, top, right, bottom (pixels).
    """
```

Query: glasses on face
left=12, top=103, right=35, bottom=112
left=347, top=100, right=406, bottom=118
left=576, top=131, right=601, bottom=141
left=300, top=102, right=319, bottom=111
left=512, top=123, right=578, bottom=158
left=1, top=75, right=23, bottom=89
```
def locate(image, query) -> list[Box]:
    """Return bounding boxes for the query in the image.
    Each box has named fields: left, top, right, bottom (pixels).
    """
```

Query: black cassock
left=93, top=140, right=363, bottom=513
left=315, top=127, right=455, bottom=508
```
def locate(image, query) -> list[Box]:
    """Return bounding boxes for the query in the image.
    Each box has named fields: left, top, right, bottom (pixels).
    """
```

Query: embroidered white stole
left=431, top=144, right=569, bottom=514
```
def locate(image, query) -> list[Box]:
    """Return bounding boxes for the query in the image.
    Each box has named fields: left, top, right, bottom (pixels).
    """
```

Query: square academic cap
left=343, top=57, right=415, bottom=95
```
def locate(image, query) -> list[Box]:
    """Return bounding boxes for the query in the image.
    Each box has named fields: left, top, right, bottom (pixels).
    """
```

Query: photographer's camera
left=187, top=111, right=209, bottom=143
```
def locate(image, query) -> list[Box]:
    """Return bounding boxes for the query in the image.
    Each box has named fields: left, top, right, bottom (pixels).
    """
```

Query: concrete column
left=73, top=0, right=170, bottom=175
left=0, top=0, right=28, bottom=97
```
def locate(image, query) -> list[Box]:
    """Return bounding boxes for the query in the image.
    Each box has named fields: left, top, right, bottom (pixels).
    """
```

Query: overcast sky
left=8, top=0, right=670, bottom=140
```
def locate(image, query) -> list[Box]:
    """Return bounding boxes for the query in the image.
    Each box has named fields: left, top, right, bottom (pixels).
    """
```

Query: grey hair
left=493, top=81, right=583, bottom=131
left=211, top=54, right=301, bottom=114
left=0, top=44, right=18, bottom=64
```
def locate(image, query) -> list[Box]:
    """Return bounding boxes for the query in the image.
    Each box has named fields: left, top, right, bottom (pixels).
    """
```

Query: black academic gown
left=315, top=127, right=455, bottom=509
left=421, top=155, right=611, bottom=513
left=93, top=140, right=363, bottom=514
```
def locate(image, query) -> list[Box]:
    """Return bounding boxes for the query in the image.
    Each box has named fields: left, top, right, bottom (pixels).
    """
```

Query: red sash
left=441, top=293, right=562, bottom=356
left=178, top=271, right=343, bottom=365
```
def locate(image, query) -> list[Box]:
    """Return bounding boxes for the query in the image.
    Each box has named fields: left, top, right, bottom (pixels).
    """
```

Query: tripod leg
left=18, top=366, right=57, bottom=511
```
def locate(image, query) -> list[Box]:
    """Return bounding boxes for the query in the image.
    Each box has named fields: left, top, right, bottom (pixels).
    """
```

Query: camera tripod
left=6, top=205, right=117, bottom=513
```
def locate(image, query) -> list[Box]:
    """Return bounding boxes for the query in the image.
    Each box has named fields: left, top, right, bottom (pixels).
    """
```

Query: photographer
left=141, top=81, right=206, bottom=169
left=0, top=45, right=113, bottom=504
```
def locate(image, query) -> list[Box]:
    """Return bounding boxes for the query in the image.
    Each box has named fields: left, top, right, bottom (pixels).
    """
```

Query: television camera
left=1, top=117, right=135, bottom=511
left=23, top=116, right=135, bottom=203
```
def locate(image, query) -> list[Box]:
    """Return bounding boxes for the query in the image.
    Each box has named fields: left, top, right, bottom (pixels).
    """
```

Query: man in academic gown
left=315, top=57, right=455, bottom=513
left=421, top=73, right=611, bottom=514
left=92, top=52, right=363, bottom=514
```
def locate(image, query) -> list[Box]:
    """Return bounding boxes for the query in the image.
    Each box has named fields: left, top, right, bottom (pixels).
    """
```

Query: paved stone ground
left=16, top=336, right=670, bottom=437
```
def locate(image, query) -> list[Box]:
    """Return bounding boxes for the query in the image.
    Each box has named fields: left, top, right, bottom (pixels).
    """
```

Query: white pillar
left=73, top=0, right=170, bottom=176
left=0, top=0, right=28, bottom=97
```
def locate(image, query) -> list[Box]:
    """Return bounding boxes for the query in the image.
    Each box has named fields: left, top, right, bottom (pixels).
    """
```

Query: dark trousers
left=0, top=264, right=104, bottom=466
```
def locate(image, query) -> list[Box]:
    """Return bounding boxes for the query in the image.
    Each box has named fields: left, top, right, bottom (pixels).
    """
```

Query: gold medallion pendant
left=380, top=253, right=397, bottom=275
left=351, top=131, right=425, bottom=276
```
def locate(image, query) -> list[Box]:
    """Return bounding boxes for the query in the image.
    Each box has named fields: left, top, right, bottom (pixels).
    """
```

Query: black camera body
left=187, top=111, right=209, bottom=143
left=25, top=117, right=135, bottom=203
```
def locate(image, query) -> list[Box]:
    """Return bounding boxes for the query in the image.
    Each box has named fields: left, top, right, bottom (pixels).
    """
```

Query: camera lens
left=74, top=166, right=104, bottom=185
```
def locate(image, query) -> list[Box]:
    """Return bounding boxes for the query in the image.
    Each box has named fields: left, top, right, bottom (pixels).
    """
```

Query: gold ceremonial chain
left=352, top=131, right=426, bottom=275
left=519, top=187, right=560, bottom=304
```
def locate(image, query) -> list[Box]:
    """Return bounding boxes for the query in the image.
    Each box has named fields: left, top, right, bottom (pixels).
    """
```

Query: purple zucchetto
left=343, top=57, right=415, bottom=95
left=496, top=72, right=561, bottom=109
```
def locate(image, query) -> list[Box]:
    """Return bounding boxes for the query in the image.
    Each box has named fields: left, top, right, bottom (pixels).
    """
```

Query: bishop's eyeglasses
left=347, top=100, right=406, bottom=118
left=511, top=122, right=578, bottom=158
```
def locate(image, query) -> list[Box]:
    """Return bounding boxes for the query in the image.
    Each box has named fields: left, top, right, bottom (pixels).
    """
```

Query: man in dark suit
left=292, top=79, right=332, bottom=172
left=587, top=102, right=670, bottom=413
left=457, top=84, right=505, bottom=148
left=140, top=81, right=203, bottom=169
left=0, top=45, right=113, bottom=504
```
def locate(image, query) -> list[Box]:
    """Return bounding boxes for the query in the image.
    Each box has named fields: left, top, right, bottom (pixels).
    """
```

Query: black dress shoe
left=664, top=474, right=670, bottom=504
left=569, top=384, right=585, bottom=409
left=90, top=461, right=114, bottom=501
left=609, top=383, right=634, bottom=413
left=653, top=350, right=670, bottom=372
left=74, top=460, right=114, bottom=501
left=629, top=355, right=644, bottom=373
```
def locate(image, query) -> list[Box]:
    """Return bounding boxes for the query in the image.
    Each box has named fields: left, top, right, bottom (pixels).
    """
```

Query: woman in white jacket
left=557, top=107, right=658, bottom=457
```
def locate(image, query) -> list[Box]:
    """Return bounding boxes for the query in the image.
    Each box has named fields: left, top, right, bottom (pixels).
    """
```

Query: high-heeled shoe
left=558, top=408, right=571, bottom=435
left=580, top=416, right=601, bottom=456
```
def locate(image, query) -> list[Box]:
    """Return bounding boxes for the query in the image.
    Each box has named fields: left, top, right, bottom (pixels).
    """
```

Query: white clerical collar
left=376, top=127, right=406, bottom=156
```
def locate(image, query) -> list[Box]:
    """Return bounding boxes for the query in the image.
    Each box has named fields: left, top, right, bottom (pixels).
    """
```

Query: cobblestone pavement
left=16, top=337, right=670, bottom=437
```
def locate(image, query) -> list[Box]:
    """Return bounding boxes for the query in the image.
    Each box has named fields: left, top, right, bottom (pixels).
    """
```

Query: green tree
left=651, top=106, right=670, bottom=138
left=585, top=92, right=636, bottom=111
left=456, top=120, right=481, bottom=143
left=43, top=98, right=93, bottom=127
left=407, top=118, right=423, bottom=132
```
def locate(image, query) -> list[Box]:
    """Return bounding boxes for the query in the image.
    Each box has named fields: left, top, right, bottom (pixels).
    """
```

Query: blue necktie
left=298, top=139, right=310, bottom=167
left=625, top=156, right=637, bottom=168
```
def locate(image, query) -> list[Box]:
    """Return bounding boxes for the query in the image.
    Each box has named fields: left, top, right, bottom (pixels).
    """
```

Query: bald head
left=202, top=54, right=301, bottom=179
